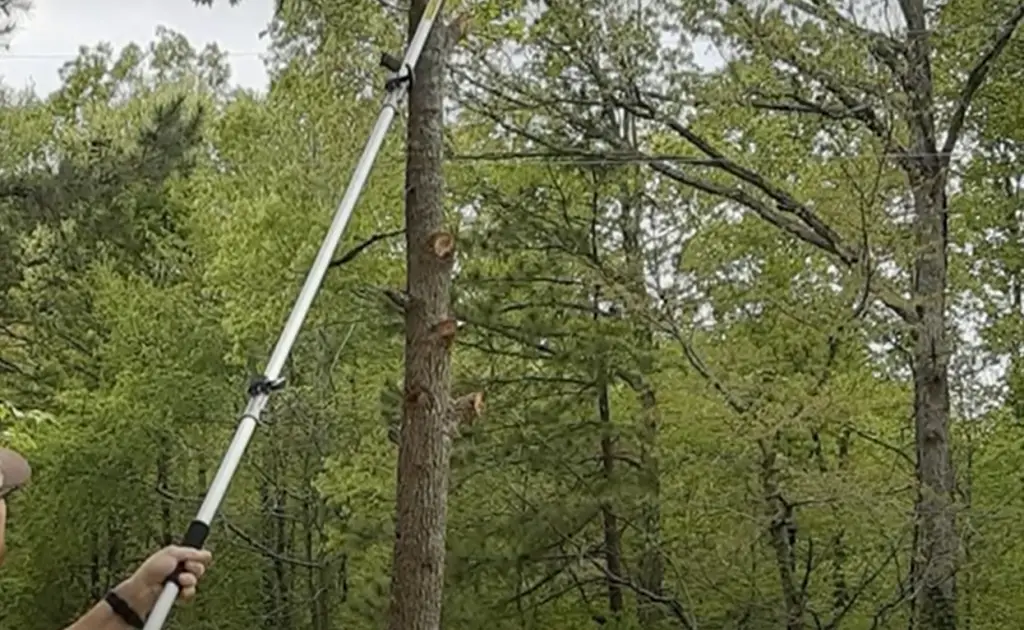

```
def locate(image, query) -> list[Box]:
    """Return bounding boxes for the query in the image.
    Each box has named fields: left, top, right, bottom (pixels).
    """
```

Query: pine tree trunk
left=386, top=1, right=456, bottom=628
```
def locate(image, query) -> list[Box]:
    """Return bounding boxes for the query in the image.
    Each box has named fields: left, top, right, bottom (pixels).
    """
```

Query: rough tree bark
left=898, top=5, right=956, bottom=626
left=385, top=1, right=459, bottom=628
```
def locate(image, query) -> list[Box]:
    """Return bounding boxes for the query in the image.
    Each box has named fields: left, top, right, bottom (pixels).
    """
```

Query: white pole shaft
left=141, top=2, right=446, bottom=628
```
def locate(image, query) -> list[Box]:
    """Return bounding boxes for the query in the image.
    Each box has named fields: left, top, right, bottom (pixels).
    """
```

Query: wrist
left=112, top=575, right=159, bottom=620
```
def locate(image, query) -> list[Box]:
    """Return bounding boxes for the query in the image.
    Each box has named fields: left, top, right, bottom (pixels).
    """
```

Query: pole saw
left=143, top=1, right=446, bottom=627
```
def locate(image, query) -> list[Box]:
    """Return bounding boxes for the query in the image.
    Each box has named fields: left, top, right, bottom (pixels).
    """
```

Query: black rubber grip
left=164, top=520, right=210, bottom=587
left=182, top=520, right=209, bottom=548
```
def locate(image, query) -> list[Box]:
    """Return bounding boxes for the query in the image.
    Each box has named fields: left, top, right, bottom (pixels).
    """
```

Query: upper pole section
left=391, top=0, right=446, bottom=91
left=261, top=0, right=448, bottom=382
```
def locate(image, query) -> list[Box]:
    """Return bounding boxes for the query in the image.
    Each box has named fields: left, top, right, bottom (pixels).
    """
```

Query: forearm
left=63, top=600, right=133, bottom=630
left=64, top=579, right=158, bottom=630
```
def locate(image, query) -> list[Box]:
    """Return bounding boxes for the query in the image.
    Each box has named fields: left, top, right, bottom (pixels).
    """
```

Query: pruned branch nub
left=386, top=391, right=485, bottom=445
left=433, top=318, right=458, bottom=347
left=429, top=231, right=456, bottom=261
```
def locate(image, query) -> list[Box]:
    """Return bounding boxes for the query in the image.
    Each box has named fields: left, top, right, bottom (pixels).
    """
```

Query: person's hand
left=114, top=545, right=213, bottom=616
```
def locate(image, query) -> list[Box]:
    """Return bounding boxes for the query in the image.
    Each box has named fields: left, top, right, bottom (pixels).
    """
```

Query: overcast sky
left=0, top=0, right=276, bottom=95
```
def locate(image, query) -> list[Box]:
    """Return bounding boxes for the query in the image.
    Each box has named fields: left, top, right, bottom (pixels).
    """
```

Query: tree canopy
left=1, top=1, right=1024, bottom=629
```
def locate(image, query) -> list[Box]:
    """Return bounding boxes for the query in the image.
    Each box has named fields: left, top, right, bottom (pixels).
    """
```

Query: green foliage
left=1, top=2, right=1023, bottom=630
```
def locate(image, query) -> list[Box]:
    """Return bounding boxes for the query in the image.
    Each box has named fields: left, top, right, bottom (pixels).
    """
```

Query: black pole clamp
left=247, top=375, right=286, bottom=397
left=380, top=51, right=413, bottom=92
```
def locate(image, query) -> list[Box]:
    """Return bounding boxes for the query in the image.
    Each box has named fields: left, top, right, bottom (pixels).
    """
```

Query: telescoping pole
left=142, top=1, right=446, bottom=628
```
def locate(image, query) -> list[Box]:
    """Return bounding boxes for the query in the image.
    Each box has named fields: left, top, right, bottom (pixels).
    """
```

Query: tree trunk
left=961, top=429, right=974, bottom=630
left=635, top=386, right=664, bottom=626
left=105, top=514, right=122, bottom=591
left=761, top=436, right=805, bottom=630
left=909, top=167, right=956, bottom=630
left=902, top=11, right=956, bottom=625
left=617, top=109, right=664, bottom=626
left=596, top=343, right=624, bottom=617
left=89, top=530, right=101, bottom=602
left=1004, top=173, right=1024, bottom=418
left=811, top=425, right=850, bottom=617
left=385, top=1, right=456, bottom=629
left=900, top=2, right=957, bottom=626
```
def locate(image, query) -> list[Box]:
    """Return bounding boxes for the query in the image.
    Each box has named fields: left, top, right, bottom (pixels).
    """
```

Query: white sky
left=0, top=0, right=276, bottom=95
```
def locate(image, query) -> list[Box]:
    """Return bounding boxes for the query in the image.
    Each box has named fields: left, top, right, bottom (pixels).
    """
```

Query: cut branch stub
left=432, top=318, right=458, bottom=347
left=428, top=231, right=456, bottom=261
left=451, top=391, right=484, bottom=428
left=446, top=391, right=485, bottom=439
left=386, top=391, right=485, bottom=445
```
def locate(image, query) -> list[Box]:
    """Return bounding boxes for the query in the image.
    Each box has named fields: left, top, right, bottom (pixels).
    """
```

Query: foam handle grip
left=141, top=520, right=211, bottom=630
left=164, top=519, right=210, bottom=586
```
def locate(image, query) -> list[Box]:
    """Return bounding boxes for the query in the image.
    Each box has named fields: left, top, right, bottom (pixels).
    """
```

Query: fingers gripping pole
left=142, top=2, right=447, bottom=628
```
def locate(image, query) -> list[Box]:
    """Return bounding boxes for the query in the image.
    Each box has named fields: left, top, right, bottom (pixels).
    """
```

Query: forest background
left=1, top=0, right=1024, bottom=629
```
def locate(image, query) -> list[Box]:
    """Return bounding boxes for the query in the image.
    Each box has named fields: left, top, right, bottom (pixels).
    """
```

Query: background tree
left=1, top=2, right=1024, bottom=630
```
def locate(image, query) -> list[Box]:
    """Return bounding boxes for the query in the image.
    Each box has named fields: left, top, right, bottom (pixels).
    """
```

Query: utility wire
left=446, top=150, right=1008, bottom=166
left=0, top=50, right=268, bottom=60
left=0, top=16, right=1019, bottom=61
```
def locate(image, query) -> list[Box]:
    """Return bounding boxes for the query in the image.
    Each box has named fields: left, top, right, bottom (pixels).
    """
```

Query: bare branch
left=381, top=284, right=562, bottom=358
left=844, top=425, right=915, bottom=468
left=727, top=0, right=908, bottom=156
left=651, top=110, right=845, bottom=245
left=219, top=514, right=325, bottom=568
left=788, top=0, right=905, bottom=72
left=941, top=2, right=1024, bottom=158
left=329, top=229, right=403, bottom=268
left=641, top=154, right=851, bottom=260
left=590, top=561, right=697, bottom=630
left=823, top=534, right=912, bottom=629
left=155, top=484, right=324, bottom=567
left=497, top=566, right=570, bottom=608
left=675, top=329, right=751, bottom=415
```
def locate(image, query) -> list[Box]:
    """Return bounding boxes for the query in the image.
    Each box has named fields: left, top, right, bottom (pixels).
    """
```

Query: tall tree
left=386, top=1, right=459, bottom=629
left=452, top=1, right=1024, bottom=626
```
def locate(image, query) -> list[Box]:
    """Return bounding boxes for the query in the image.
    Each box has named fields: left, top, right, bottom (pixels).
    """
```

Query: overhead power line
left=0, top=16, right=1018, bottom=62
left=0, top=50, right=267, bottom=60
